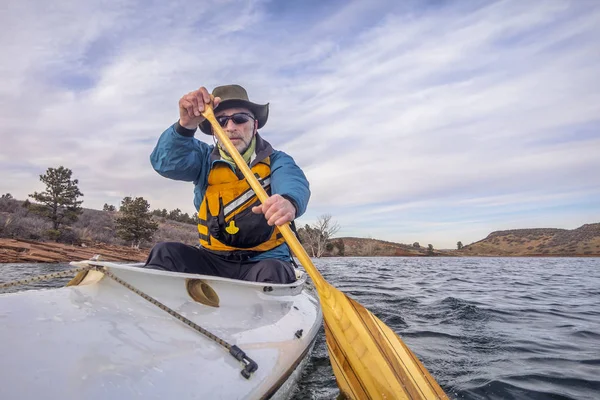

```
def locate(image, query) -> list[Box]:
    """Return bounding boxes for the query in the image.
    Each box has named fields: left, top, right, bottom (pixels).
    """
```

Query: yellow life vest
left=197, top=158, right=285, bottom=257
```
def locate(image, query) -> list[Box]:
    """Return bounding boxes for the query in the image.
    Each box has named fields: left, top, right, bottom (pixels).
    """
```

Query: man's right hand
left=178, top=87, right=221, bottom=130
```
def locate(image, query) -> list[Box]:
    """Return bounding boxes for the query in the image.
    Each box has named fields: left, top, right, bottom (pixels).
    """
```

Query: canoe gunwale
left=70, top=260, right=309, bottom=296
left=260, top=333, right=319, bottom=400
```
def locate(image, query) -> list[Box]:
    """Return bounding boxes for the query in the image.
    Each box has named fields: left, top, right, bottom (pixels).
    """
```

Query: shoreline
left=1, top=238, right=598, bottom=263
left=0, top=238, right=148, bottom=264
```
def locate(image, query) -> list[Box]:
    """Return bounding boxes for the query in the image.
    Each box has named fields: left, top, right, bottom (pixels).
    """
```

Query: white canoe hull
left=0, top=261, right=322, bottom=399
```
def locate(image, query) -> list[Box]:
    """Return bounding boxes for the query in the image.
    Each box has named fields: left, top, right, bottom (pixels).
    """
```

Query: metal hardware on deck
left=294, top=329, right=303, bottom=339
left=263, top=286, right=273, bottom=292
left=229, top=345, right=259, bottom=379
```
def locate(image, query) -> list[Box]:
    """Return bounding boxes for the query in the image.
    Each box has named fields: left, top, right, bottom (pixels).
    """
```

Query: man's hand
left=179, top=87, right=221, bottom=129
left=252, top=194, right=296, bottom=226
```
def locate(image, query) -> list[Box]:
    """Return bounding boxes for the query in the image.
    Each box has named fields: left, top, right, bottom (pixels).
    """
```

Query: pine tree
left=116, top=196, right=158, bottom=248
left=168, top=208, right=182, bottom=221
left=103, top=203, right=116, bottom=212
left=28, top=166, right=84, bottom=232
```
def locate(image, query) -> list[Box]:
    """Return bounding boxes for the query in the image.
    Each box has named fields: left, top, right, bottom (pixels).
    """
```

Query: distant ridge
left=326, top=237, right=446, bottom=257
left=459, top=223, right=600, bottom=256
left=2, top=194, right=598, bottom=259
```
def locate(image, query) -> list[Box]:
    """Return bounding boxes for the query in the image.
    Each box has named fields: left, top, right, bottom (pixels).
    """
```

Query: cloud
left=1, top=0, right=599, bottom=247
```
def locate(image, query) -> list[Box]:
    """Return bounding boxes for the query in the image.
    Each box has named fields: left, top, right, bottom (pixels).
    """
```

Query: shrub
left=57, top=228, right=80, bottom=245
left=0, top=214, right=49, bottom=240
left=152, top=222, right=198, bottom=246
left=0, top=198, right=20, bottom=213
left=45, top=229, right=61, bottom=241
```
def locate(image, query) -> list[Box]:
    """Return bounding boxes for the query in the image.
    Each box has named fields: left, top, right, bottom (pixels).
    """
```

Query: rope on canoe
left=0, top=267, right=91, bottom=289
left=0, top=264, right=258, bottom=379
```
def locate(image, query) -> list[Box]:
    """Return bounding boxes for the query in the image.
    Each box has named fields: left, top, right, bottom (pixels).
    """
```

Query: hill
left=327, top=237, right=451, bottom=257
left=457, top=223, right=600, bottom=256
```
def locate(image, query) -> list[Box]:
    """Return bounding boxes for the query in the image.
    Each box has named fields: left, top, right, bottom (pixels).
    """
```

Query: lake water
left=1, top=257, right=599, bottom=399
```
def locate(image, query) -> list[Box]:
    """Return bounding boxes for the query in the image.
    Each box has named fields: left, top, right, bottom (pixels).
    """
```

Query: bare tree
left=298, top=214, right=340, bottom=258
left=363, top=235, right=376, bottom=256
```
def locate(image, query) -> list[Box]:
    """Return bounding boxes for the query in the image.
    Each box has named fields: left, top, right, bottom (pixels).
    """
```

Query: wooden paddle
left=202, top=104, right=448, bottom=399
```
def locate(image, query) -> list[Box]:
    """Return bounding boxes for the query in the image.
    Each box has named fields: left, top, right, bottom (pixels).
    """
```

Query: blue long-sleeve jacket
left=150, top=123, right=310, bottom=261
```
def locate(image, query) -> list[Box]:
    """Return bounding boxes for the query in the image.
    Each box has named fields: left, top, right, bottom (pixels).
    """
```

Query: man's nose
left=225, top=119, right=237, bottom=130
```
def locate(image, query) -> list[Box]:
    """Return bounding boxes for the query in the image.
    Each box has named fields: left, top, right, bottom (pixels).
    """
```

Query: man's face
left=214, top=107, right=257, bottom=154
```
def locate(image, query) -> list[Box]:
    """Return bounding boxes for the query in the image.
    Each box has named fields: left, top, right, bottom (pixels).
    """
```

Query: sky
left=1, top=0, right=599, bottom=248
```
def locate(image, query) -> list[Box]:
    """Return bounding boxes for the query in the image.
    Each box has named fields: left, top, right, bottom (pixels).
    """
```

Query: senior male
left=147, top=84, right=310, bottom=284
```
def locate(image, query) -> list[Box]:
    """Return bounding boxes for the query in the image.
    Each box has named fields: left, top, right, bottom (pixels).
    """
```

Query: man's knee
left=145, top=242, right=191, bottom=272
left=150, top=242, right=186, bottom=255
left=244, top=259, right=296, bottom=284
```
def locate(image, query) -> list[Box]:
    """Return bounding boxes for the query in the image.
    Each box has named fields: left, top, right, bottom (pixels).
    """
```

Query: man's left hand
left=252, top=194, right=296, bottom=226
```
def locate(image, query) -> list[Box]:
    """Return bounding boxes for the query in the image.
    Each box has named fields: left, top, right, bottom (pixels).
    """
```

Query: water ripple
left=299, top=257, right=600, bottom=399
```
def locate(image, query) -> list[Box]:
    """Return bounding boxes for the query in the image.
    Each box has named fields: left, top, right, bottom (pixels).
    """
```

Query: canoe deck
left=0, top=261, right=322, bottom=399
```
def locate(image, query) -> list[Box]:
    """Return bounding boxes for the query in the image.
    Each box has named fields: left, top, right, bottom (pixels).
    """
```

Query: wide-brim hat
left=199, top=84, right=269, bottom=135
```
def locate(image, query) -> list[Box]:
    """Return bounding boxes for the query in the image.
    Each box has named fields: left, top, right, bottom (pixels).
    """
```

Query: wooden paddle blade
left=320, top=285, right=448, bottom=399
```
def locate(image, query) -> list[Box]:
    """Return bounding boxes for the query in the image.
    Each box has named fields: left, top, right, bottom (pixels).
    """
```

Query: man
left=147, top=84, right=310, bottom=284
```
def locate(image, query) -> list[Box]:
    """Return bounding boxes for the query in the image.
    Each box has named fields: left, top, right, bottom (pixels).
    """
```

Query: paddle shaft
left=201, top=106, right=326, bottom=292
left=202, top=104, right=447, bottom=399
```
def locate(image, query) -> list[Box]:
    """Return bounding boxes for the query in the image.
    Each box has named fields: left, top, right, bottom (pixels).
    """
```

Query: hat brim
left=200, top=99, right=269, bottom=135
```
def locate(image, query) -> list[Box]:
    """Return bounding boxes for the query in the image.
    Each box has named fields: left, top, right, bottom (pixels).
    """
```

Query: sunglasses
left=215, top=112, right=255, bottom=127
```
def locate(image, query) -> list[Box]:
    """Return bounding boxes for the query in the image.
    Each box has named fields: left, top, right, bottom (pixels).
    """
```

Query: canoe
left=0, top=259, right=322, bottom=399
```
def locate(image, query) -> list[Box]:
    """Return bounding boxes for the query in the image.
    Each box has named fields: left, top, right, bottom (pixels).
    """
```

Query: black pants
left=145, top=242, right=296, bottom=284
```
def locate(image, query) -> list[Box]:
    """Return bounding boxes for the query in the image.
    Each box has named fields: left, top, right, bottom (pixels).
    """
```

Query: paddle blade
left=320, top=286, right=448, bottom=399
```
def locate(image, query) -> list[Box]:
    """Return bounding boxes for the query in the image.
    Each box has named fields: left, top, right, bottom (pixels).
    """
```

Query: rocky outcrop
left=0, top=238, right=148, bottom=263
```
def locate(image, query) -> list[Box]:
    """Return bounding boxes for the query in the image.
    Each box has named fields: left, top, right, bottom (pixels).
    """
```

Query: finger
left=180, top=99, right=196, bottom=119
left=252, top=205, right=264, bottom=214
left=263, top=195, right=283, bottom=220
left=214, top=96, right=221, bottom=108
left=263, top=202, right=279, bottom=222
left=273, top=212, right=293, bottom=226
left=186, top=94, right=200, bottom=117
left=270, top=209, right=293, bottom=226
left=263, top=195, right=277, bottom=207
left=199, top=87, right=211, bottom=104
left=266, top=209, right=281, bottom=226
left=194, top=91, right=206, bottom=114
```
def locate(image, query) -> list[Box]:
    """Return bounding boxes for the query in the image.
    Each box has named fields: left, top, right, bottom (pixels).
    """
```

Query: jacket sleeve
left=270, top=150, right=311, bottom=218
left=150, top=123, right=212, bottom=183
